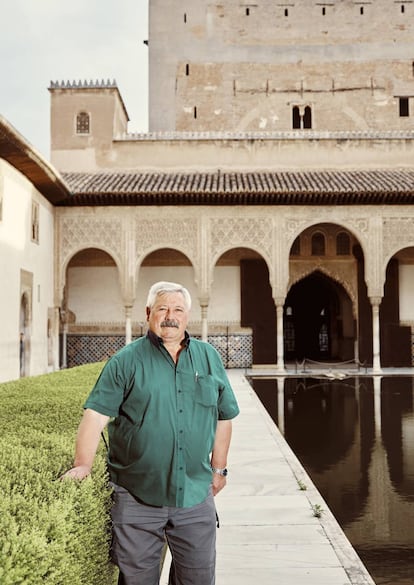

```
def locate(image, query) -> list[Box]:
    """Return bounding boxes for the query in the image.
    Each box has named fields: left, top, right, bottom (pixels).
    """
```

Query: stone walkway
left=161, top=370, right=376, bottom=585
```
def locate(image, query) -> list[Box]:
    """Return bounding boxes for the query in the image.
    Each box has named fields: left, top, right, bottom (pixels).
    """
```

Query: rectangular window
left=400, top=97, right=409, bottom=117
left=31, top=201, right=39, bottom=243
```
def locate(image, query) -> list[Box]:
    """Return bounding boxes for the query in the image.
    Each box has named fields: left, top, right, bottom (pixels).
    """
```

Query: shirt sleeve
left=84, top=355, right=130, bottom=417
left=207, top=345, right=240, bottom=420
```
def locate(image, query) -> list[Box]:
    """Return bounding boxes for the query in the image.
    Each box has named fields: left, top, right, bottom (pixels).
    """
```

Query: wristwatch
left=211, top=466, right=228, bottom=476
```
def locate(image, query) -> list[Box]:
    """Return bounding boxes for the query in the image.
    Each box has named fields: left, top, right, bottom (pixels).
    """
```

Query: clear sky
left=1, top=0, right=149, bottom=159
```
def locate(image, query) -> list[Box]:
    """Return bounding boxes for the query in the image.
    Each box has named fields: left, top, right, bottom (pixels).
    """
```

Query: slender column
left=371, top=297, right=382, bottom=374
left=201, top=305, right=209, bottom=342
left=275, top=301, right=285, bottom=371
left=125, top=306, right=132, bottom=345
left=61, top=315, right=68, bottom=369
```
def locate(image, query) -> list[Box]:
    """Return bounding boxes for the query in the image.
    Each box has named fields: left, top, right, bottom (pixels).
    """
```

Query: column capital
left=369, top=296, right=382, bottom=307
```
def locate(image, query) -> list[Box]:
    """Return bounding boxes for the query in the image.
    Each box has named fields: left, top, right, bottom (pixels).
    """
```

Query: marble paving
left=161, top=370, right=376, bottom=585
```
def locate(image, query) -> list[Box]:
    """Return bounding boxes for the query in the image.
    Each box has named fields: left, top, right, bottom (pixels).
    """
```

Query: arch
left=285, top=270, right=355, bottom=361
left=59, top=244, right=122, bottom=306
left=380, top=246, right=414, bottom=366
left=286, top=219, right=370, bottom=263
left=289, top=264, right=357, bottom=308
left=64, top=247, right=124, bottom=325
left=211, top=247, right=274, bottom=365
left=210, top=243, right=273, bottom=291
left=135, top=247, right=197, bottom=322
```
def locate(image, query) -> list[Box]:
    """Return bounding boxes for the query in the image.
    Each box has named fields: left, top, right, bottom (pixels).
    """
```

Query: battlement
left=49, top=79, right=118, bottom=90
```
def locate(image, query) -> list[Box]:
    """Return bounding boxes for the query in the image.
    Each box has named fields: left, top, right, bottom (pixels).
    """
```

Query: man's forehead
left=155, top=292, right=186, bottom=306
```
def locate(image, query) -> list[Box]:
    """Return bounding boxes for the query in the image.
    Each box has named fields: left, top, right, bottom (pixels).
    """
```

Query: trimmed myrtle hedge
left=0, top=363, right=117, bottom=585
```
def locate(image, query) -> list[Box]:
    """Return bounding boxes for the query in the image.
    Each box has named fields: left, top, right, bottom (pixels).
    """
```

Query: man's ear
left=146, top=306, right=151, bottom=321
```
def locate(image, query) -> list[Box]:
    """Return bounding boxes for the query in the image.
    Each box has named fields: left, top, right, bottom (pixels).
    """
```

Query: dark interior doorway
left=284, top=271, right=354, bottom=362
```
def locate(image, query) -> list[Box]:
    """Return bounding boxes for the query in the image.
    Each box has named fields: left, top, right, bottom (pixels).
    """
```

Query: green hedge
left=0, top=363, right=117, bottom=585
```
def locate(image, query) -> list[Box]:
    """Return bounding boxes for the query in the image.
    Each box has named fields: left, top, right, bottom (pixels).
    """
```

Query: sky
left=1, top=0, right=149, bottom=159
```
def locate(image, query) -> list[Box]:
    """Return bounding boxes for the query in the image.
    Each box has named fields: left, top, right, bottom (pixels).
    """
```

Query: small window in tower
left=31, top=201, right=39, bottom=244
left=184, top=13, right=187, bottom=23
left=290, top=236, right=301, bottom=256
left=322, top=6, right=326, bottom=15
left=186, top=64, right=190, bottom=76
left=311, top=232, right=326, bottom=256
left=399, top=97, right=409, bottom=117
left=336, top=232, right=351, bottom=255
left=76, top=111, right=90, bottom=134
left=194, top=106, right=197, bottom=119
left=246, top=7, right=250, bottom=15
left=401, top=3, right=405, bottom=13
left=360, top=6, right=364, bottom=14
left=292, top=106, right=301, bottom=129
left=285, top=8, right=289, bottom=16
left=303, top=106, right=312, bottom=129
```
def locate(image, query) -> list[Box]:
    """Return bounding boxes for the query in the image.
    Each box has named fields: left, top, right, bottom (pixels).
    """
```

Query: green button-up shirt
left=84, top=331, right=240, bottom=507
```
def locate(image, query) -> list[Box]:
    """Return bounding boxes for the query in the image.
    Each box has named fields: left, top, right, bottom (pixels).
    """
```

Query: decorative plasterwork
left=383, top=217, right=414, bottom=260
left=288, top=259, right=358, bottom=311
left=135, top=218, right=199, bottom=263
left=210, top=217, right=273, bottom=263
left=61, top=216, right=123, bottom=264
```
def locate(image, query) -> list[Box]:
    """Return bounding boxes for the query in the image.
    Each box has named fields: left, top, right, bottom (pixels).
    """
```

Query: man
left=62, top=281, right=240, bottom=585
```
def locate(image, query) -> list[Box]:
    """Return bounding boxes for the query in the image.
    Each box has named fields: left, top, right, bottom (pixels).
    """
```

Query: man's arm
left=61, top=408, right=110, bottom=480
left=210, top=419, right=233, bottom=496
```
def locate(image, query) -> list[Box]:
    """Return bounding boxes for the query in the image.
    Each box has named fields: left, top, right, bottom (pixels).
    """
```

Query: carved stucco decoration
left=210, top=217, right=273, bottom=264
left=135, top=218, right=198, bottom=264
left=383, top=217, right=414, bottom=262
left=288, top=259, right=358, bottom=316
left=61, top=216, right=123, bottom=265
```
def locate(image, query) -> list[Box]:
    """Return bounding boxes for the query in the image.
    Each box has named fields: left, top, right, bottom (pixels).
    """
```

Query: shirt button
left=179, top=409, right=183, bottom=413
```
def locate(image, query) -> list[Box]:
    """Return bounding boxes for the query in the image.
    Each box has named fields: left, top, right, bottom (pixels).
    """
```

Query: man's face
left=146, top=292, right=189, bottom=344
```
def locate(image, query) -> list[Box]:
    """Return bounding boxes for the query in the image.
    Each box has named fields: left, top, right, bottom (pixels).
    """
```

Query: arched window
left=76, top=111, right=90, bottom=134
left=303, top=106, right=312, bottom=129
left=292, top=105, right=312, bottom=129
left=292, top=106, right=301, bottom=129
left=336, top=232, right=351, bottom=255
left=311, top=232, right=326, bottom=255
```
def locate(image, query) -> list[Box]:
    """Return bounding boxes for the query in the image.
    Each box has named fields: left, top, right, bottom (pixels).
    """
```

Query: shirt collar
left=147, top=329, right=190, bottom=349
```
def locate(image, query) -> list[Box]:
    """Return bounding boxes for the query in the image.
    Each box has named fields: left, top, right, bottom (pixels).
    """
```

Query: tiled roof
left=60, top=169, right=414, bottom=206
left=0, top=116, right=69, bottom=204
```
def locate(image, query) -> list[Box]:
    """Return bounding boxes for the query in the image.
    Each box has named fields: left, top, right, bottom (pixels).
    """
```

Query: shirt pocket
left=195, top=374, right=219, bottom=407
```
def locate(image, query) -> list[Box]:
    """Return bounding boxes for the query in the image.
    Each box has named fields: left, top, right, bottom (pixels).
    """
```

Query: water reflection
left=250, top=376, right=414, bottom=585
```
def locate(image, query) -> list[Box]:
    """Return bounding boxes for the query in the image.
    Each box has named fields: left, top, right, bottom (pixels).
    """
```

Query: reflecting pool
left=249, top=375, right=414, bottom=585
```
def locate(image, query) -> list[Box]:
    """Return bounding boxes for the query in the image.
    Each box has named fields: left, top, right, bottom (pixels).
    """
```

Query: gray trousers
left=111, top=484, right=217, bottom=585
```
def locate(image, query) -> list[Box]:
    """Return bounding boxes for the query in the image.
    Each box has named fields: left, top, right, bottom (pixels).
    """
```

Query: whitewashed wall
left=67, top=265, right=241, bottom=325
left=0, top=160, right=55, bottom=382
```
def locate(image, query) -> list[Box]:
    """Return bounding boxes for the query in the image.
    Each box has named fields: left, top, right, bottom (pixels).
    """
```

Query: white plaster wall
left=210, top=266, right=241, bottom=322
left=399, top=264, right=414, bottom=321
left=67, top=266, right=124, bottom=322
left=0, top=160, right=55, bottom=382
left=67, top=264, right=241, bottom=326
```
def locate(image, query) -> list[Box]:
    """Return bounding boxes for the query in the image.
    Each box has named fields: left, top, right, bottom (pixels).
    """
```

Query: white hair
left=146, top=281, right=192, bottom=310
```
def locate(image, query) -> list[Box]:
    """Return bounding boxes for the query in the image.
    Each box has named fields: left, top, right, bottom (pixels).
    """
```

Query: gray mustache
left=161, top=319, right=179, bottom=328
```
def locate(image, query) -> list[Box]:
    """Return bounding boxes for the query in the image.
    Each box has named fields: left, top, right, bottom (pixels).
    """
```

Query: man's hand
left=59, top=409, right=110, bottom=481
left=60, top=465, right=92, bottom=480
left=212, top=473, right=227, bottom=496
